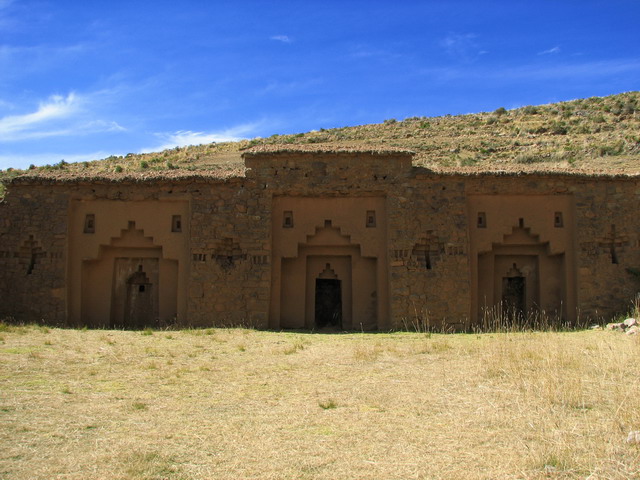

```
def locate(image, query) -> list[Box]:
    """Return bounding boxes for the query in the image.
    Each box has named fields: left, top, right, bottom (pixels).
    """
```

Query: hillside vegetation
left=1, top=91, right=639, bottom=191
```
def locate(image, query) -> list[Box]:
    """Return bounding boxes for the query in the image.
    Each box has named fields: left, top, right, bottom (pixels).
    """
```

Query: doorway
left=110, top=257, right=160, bottom=328
left=124, top=265, right=155, bottom=329
left=502, top=275, right=525, bottom=319
left=315, top=278, right=342, bottom=329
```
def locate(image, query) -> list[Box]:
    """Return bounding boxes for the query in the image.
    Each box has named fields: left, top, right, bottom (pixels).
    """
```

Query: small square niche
left=554, top=212, right=564, bottom=228
left=477, top=212, right=487, bottom=228
left=83, top=214, right=95, bottom=234
left=283, top=211, right=294, bottom=228
left=366, top=210, right=376, bottom=228
left=171, top=215, right=182, bottom=232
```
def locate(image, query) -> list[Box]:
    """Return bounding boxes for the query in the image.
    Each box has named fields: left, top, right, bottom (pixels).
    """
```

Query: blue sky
left=1, top=0, right=639, bottom=170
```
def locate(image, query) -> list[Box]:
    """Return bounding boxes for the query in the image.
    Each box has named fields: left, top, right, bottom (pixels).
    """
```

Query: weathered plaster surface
left=0, top=149, right=638, bottom=329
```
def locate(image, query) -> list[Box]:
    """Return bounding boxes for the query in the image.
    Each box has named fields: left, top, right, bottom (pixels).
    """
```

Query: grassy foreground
left=0, top=326, right=638, bottom=480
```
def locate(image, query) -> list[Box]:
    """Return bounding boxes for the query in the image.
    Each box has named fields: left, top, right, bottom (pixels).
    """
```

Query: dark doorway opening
left=124, top=265, right=155, bottom=329
left=502, top=276, right=525, bottom=320
left=315, top=278, right=342, bottom=329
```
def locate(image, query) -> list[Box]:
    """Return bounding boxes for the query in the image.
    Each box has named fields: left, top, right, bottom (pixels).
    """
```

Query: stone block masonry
left=0, top=146, right=638, bottom=330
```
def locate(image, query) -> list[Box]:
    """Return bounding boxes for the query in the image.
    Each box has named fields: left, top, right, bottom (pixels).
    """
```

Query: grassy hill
left=1, top=91, right=639, bottom=193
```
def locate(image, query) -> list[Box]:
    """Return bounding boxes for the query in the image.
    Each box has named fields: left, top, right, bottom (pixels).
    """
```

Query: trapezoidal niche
left=477, top=223, right=565, bottom=325
left=80, top=221, right=178, bottom=328
left=278, top=220, right=377, bottom=330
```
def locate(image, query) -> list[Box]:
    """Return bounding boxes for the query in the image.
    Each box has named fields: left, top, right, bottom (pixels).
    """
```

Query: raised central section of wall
left=244, top=147, right=414, bottom=330
left=244, top=146, right=413, bottom=188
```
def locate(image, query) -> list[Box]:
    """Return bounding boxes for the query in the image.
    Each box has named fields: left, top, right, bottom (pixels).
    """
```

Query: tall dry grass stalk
left=477, top=302, right=582, bottom=332
left=632, top=293, right=640, bottom=320
left=0, top=324, right=638, bottom=479
left=404, top=300, right=600, bottom=334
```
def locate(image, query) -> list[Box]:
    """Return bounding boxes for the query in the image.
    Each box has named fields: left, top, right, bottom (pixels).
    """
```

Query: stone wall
left=0, top=184, right=68, bottom=324
left=388, top=172, right=470, bottom=329
left=0, top=150, right=638, bottom=329
left=187, top=178, right=272, bottom=327
left=572, top=178, right=640, bottom=320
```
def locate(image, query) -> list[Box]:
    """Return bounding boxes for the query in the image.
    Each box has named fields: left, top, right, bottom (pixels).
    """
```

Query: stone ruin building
left=0, top=145, right=639, bottom=330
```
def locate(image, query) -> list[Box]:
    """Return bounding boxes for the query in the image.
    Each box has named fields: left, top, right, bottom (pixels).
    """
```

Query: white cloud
left=538, top=46, right=561, bottom=55
left=84, top=119, right=126, bottom=132
left=270, top=35, right=292, bottom=43
left=0, top=93, right=80, bottom=139
left=143, top=123, right=261, bottom=153
left=0, top=92, right=126, bottom=142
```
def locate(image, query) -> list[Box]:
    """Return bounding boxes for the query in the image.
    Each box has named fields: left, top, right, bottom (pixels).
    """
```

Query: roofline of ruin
left=4, top=167, right=639, bottom=188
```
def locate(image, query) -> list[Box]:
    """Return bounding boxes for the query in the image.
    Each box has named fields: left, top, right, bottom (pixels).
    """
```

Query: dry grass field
left=0, top=325, right=639, bottom=480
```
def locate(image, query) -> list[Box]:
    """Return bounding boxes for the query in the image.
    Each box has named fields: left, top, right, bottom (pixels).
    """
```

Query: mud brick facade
left=1, top=146, right=639, bottom=329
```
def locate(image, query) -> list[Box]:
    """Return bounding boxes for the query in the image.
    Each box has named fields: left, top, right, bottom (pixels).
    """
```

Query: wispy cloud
left=420, top=57, right=640, bottom=83
left=0, top=92, right=125, bottom=142
left=270, top=35, right=292, bottom=43
left=143, top=123, right=261, bottom=153
left=256, top=78, right=322, bottom=96
left=538, top=46, right=561, bottom=55
left=0, top=43, right=87, bottom=59
left=347, top=44, right=406, bottom=62
left=498, top=58, right=640, bottom=81
left=440, top=32, right=482, bottom=62
left=0, top=93, right=79, bottom=139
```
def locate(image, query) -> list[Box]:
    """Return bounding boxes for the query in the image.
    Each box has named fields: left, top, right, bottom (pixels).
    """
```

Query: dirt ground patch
left=0, top=326, right=638, bottom=479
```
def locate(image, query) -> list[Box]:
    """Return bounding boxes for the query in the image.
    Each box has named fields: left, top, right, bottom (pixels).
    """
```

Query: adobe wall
left=0, top=151, right=638, bottom=329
